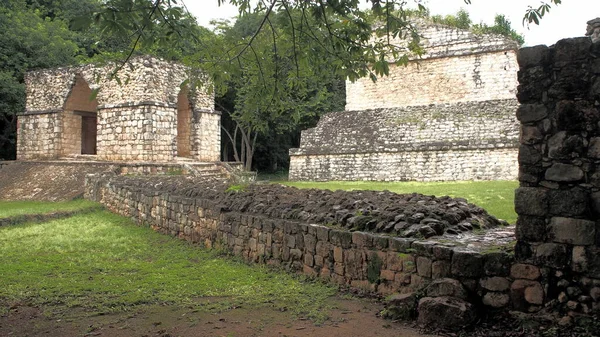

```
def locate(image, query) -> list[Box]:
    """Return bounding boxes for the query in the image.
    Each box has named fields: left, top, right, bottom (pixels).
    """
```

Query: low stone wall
left=85, top=175, right=587, bottom=327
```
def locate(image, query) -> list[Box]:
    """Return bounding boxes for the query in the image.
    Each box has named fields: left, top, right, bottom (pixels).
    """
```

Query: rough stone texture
left=17, top=55, right=220, bottom=162
left=290, top=23, right=519, bottom=182
left=85, top=173, right=521, bottom=327
left=587, top=18, right=600, bottom=43
left=417, top=296, right=477, bottom=331
left=346, top=22, right=518, bottom=110
left=515, top=30, right=600, bottom=316
left=290, top=100, right=519, bottom=182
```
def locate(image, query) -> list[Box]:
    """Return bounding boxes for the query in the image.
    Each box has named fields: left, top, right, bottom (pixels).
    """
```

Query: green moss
left=367, top=253, right=383, bottom=284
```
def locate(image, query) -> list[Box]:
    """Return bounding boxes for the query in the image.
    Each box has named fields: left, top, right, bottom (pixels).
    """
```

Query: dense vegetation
left=0, top=0, right=535, bottom=172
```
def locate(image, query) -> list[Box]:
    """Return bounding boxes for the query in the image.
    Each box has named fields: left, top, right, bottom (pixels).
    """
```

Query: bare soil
left=0, top=296, right=436, bottom=337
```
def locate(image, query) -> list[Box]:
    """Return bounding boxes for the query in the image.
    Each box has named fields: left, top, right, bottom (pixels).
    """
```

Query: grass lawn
left=278, top=180, right=518, bottom=224
left=0, top=210, right=335, bottom=320
left=0, top=199, right=99, bottom=218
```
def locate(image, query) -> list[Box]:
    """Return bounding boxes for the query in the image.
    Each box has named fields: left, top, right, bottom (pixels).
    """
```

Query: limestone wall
left=346, top=23, right=519, bottom=110
left=16, top=112, right=61, bottom=160
left=290, top=23, right=520, bottom=182
left=290, top=99, right=519, bottom=181
left=514, top=36, right=600, bottom=318
left=17, top=55, right=219, bottom=162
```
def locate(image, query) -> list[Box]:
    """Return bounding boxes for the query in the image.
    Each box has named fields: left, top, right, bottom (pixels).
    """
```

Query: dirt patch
left=0, top=161, right=116, bottom=201
left=0, top=297, right=436, bottom=337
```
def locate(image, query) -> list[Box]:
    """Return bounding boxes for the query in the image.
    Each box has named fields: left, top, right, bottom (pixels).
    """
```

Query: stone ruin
left=83, top=19, right=600, bottom=331
left=289, top=21, right=520, bottom=181
left=16, top=55, right=220, bottom=163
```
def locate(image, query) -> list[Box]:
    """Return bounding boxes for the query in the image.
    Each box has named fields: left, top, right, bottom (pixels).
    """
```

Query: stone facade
left=291, top=99, right=519, bottom=181
left=290, top=22, right=520, bottom=181
left=514, top=32, right=600, bottom=318
left=17, top=56, right=220, bottom=162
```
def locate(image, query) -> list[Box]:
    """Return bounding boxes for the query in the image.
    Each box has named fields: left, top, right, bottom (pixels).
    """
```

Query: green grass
left=0, top=210, right=335, bottom=320
left=278, top=180, right=518, bottom=224
left=0, top=199, right=98, bottom=218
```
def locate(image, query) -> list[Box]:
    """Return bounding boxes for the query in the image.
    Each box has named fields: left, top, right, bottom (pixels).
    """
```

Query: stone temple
left=289, top=21, right=521, bottom=181
left=17, top=56, right=220, bottom=163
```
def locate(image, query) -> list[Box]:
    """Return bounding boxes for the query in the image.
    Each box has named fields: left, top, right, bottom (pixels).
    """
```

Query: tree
left=0, top=1, right=80, bottom=160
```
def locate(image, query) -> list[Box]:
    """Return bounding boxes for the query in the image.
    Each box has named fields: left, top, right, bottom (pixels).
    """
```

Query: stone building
left=17, top=56, right=220, bottom=162
left=290, top=21, right=521, bottom=181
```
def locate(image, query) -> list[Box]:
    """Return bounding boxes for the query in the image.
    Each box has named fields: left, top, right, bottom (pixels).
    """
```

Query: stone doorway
left=177, top=89, right=192, bottom=158
left=80, top=114, right=97, bottom=155
left=61, top=75, right=98, bottom=157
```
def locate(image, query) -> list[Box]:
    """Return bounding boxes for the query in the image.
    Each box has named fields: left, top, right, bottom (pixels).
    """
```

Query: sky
left=185, top=0, right=600, bottom=46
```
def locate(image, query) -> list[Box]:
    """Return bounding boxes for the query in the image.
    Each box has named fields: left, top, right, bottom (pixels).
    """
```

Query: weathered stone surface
left=483, top=252, right=512, bottom=276
left=510, top=264, right=541, bottom=280
left=520, top=125, right=543, bottom=145
left=383, top=293, right=418, bottom=320
left=417, top=296, right=477, bottom=331
left=511, top=280, right=544, bottom=309
left=483, top=292, right=510, bottom=308
left=480, top=277, right=510, bottom=292
left=516, top=216, right=547, bottom=242
left=417, top=256, right=432, bottom=278
left=518, top=145, right=543, bottom=166
left=548, top=189, right=588, bottom=217
left=516, top=104, right=548, bottom=123
left=431, top=260, right=451, bottom=279
left=517, top=45, right=550, bottom=69
left=592, top=192, right=600, bottom=216
left=549, top=217, right=595, bottom=245
left=18, top=56, right=219, bottom=162
left=548, top=132, right=584, bottom=159
left=589, top=137, right=600, bottom=159
left=535, top=243, right=569, bottom=269
left=515, top=187, right=548, bottom=216
left=451, top=250, right=484, bottom=278
left=545, top=163, right=584, bottom=182
left=425, top=278, right=468, bottom=300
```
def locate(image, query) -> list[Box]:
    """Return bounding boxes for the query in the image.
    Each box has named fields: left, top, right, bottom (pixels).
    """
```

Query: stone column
left=514, top=25, right=600, bottom=317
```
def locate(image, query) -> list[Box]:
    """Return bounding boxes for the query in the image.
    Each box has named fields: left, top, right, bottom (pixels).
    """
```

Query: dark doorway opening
left=79, top=112, right=97, bottom=155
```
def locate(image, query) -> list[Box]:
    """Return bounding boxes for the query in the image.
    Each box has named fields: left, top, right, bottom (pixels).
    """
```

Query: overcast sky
left=185, top=0, right=599, bottom=46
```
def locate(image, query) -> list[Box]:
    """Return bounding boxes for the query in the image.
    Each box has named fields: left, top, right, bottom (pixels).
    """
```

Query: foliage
left=523, top=0, right=562, bottom=26
left=0, top=209, right=336, bottom=319
left=279, top=180, right=519, bottom=224
left=0, top=0, right=81, bottom=160
left=432, top=10, right=524, bottom=45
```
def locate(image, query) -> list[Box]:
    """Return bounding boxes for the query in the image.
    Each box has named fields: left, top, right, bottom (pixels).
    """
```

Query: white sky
left=185, top=0, right=600, bottom=46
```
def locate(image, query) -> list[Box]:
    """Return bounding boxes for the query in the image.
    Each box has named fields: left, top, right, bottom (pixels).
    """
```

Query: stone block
left=545, top=163, right=584, bottom=182
left=432, top=260, right=451, bottom=279
left=387, top=252, right=404, bottom=272
left=425, top=278, right=468, bottom=300
left=553, top=37, right=592, bottom=64
left=389, top=237, right=414, bottom=252
left=516, top=216, right=547, bottom=242
left=510, top=264, right=541, bottom=280
left=517, top=45, right=551, bottom=69
left=516, top=104, right=548, bottom=123
left=352, top=231, right=373, bottom=248
left=432, top=245, right=453, bottom=261
left=483, top=252, right=512, bottom=276
left=451, top=250, right=484, bottom=278
left=592, top=192, right=600, bottom=216
left=329, top=230, right=353, bottom=249
left=518, top=145, right=543, bottom=165
left=417, top=297, right=476, bottom=331
left=511, top=279, right=544, bottom=309
left=549, top=217, right=595, bottom=245
left=520, top=125, right=543, bottom=145
left=515, top=187, right=548, bottom=216
left=548, top=131, right=584, bottom=159
left=535, top=243, right=569, bottom=269
left=480, top=277, right=510, bottom=292
left=383, top=293, right=418, bottom=320
left=591, top=138, right=600, bottom=159
left=548, top=189, right=589, bottom=217
left=482, top=292, right=510, bottom=308
left=417, top=256, right=432, bottom=278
